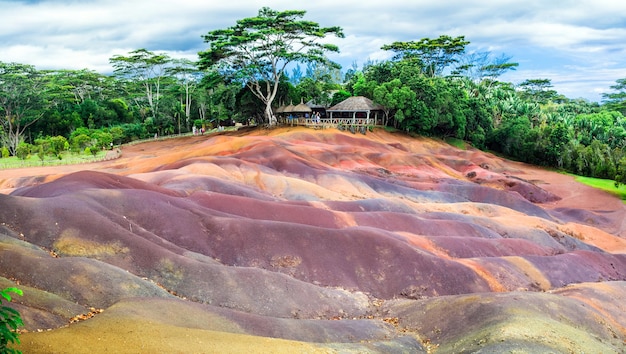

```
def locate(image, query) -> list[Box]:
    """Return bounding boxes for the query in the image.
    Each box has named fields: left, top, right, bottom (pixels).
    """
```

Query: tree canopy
left=0, top=62, right=49, bottom=155
left=110, top=49, right=172, bottom=123
left=381, top=35, right=470, bottom=77
left=602, top=78, right=626, bottom=116
left=198, top=7, right=344, bottom=123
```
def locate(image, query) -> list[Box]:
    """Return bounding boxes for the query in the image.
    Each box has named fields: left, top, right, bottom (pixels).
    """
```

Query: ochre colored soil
left=1, top=127, right=625, bottom=353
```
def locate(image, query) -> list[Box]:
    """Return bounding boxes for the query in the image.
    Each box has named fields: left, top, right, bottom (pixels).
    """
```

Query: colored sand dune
left=1, top=127, right=625, bottom=353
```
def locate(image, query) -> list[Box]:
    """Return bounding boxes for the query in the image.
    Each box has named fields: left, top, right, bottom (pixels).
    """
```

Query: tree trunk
left=264, top=102, right=275, bottom=126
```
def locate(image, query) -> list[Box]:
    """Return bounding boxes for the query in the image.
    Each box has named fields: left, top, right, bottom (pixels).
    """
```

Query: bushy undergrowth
left=0, top=287, right=23, bottom=354
left=0, top=150, right=107, bottom=169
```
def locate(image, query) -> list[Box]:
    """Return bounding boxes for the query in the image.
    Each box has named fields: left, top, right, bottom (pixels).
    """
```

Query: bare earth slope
left=1, top=127, right=625, bottom=353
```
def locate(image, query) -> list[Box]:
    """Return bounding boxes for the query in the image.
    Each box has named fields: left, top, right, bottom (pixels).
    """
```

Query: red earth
left=1, top=126, right=625, bottom=353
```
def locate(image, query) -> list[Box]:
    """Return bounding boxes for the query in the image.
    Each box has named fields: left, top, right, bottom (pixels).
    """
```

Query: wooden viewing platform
left=281, top=117, right=377, bottom=130
left=275, top=96, right=384, bottom=132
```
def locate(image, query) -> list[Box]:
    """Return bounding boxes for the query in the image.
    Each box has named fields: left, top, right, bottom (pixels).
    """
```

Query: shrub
left=0, top=147, right=8, bottom=158
left=36, top=145, right=45, bottom=164
left=49, top=136, right=68, bottom=155
left=15, top=143, right=31, bottom=160
left=0, top=287, right=23, bottom=354
left=90, top=130, right=113, bottom=150
left=71, top=134, right=92, bottom=153
left=85, top=146, right=99, bottom=157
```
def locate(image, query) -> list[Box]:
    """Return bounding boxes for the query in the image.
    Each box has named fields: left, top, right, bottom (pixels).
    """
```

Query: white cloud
left=0, top=0, right=625, bottom=101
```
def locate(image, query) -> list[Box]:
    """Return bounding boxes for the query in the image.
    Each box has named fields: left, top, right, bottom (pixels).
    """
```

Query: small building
left=326, top=96, right=384, bottom=126
left=292, top=99, right=312, bottom=118
left=306, top=98, right=329, bottom=118
left=277, top=102, right=295, bottom=123
left=275, top=99, right=313, bottom=125
left=275, top=100, right=312, bottom=119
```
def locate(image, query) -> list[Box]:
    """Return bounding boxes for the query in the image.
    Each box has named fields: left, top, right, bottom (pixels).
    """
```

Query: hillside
left=1, top=127, right=625, bottom=353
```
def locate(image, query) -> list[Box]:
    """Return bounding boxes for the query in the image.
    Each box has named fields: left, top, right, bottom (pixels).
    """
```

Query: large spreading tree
left=0, top=62, right=49, bottom=155
left=381, top=35, right=470, bottom=77
left=110, top=49, right=172, bottom=123
left=198, top=7, right=344, bottom=123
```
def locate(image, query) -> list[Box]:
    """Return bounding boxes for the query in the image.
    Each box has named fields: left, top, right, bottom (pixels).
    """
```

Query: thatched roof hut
left=328, top=96, right=383, bottom=112
left=282, top=103, right=295, bottom=114
left=327, top=96, right=383, bottom=124
left=292, top=99, right=312, bottom=113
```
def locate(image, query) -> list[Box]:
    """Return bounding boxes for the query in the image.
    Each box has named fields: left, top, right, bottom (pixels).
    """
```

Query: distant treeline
left=2, top=34, right=626, bottom=185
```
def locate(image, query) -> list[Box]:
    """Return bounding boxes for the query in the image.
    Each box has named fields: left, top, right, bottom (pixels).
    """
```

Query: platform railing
left=282, top=117, right=376, bottom=129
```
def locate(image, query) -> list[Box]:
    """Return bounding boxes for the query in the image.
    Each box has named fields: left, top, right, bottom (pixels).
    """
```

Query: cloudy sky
left=1, top=0, right=625, bottom=101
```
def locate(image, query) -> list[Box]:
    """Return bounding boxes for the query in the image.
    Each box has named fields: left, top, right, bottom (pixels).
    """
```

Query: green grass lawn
left=444, top=137, right=467, bottom=150
left=573, top=175, right=626, bottom=203
left=0, top=150, right=108, bottom=169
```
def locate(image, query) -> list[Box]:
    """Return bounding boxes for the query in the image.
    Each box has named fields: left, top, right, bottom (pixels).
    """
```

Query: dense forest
left=2, top=8, right=626, bottom=186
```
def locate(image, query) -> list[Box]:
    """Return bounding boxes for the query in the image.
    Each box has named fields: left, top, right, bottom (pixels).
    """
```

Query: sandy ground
left=3, top=129, right=626, bottom=353
left=3, top=133, right=624, bottom=235
left=511, top=161, right=626, bottom=237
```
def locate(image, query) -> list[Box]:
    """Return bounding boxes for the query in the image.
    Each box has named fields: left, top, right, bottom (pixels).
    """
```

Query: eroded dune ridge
left=1, top=127, right=626, bottom=353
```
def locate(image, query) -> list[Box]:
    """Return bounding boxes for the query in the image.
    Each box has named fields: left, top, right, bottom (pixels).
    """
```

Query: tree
left=352, top=73, right=378, bottom=98
left=110, top=49, right=172, bottom=123
left=15, top=142, right=32, bottom=160
left=198, top=7, right=344, bottom=123
left=462, top=96, right=492, bottom=148
left=381, top=35, right=470, bottom=77
left=298, top=62, right=342, bottom=107
left=35, top=135, right=68, bottom=158
left=537, top=122, right=571, bottom=167
left=91, top=129, right=113, bottom=150
left=602, top=78, right=626, bottom=115
left=614, top=155, right=626, bottom=186
left=198, top=70, right=241, bottom=126
left=0, top=62, right=49, bottom=155
left=295, top=77, right=322, bottom=105
left=289, top=65, right=303, bottom=85
left=330, top=90, right=351, bottom=107
left=372, top=79, right=416, bottom=126
left=46, top=69, right=109, bottom=105
left=517, top=78, right=558, bottom=104
left=70, top=128, right=92, bottom=152
left=455, top=52, right=518, bottom=86
left=488, top=115, right=533, bottom=159
left=167, top=59, right=201, bottom=133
